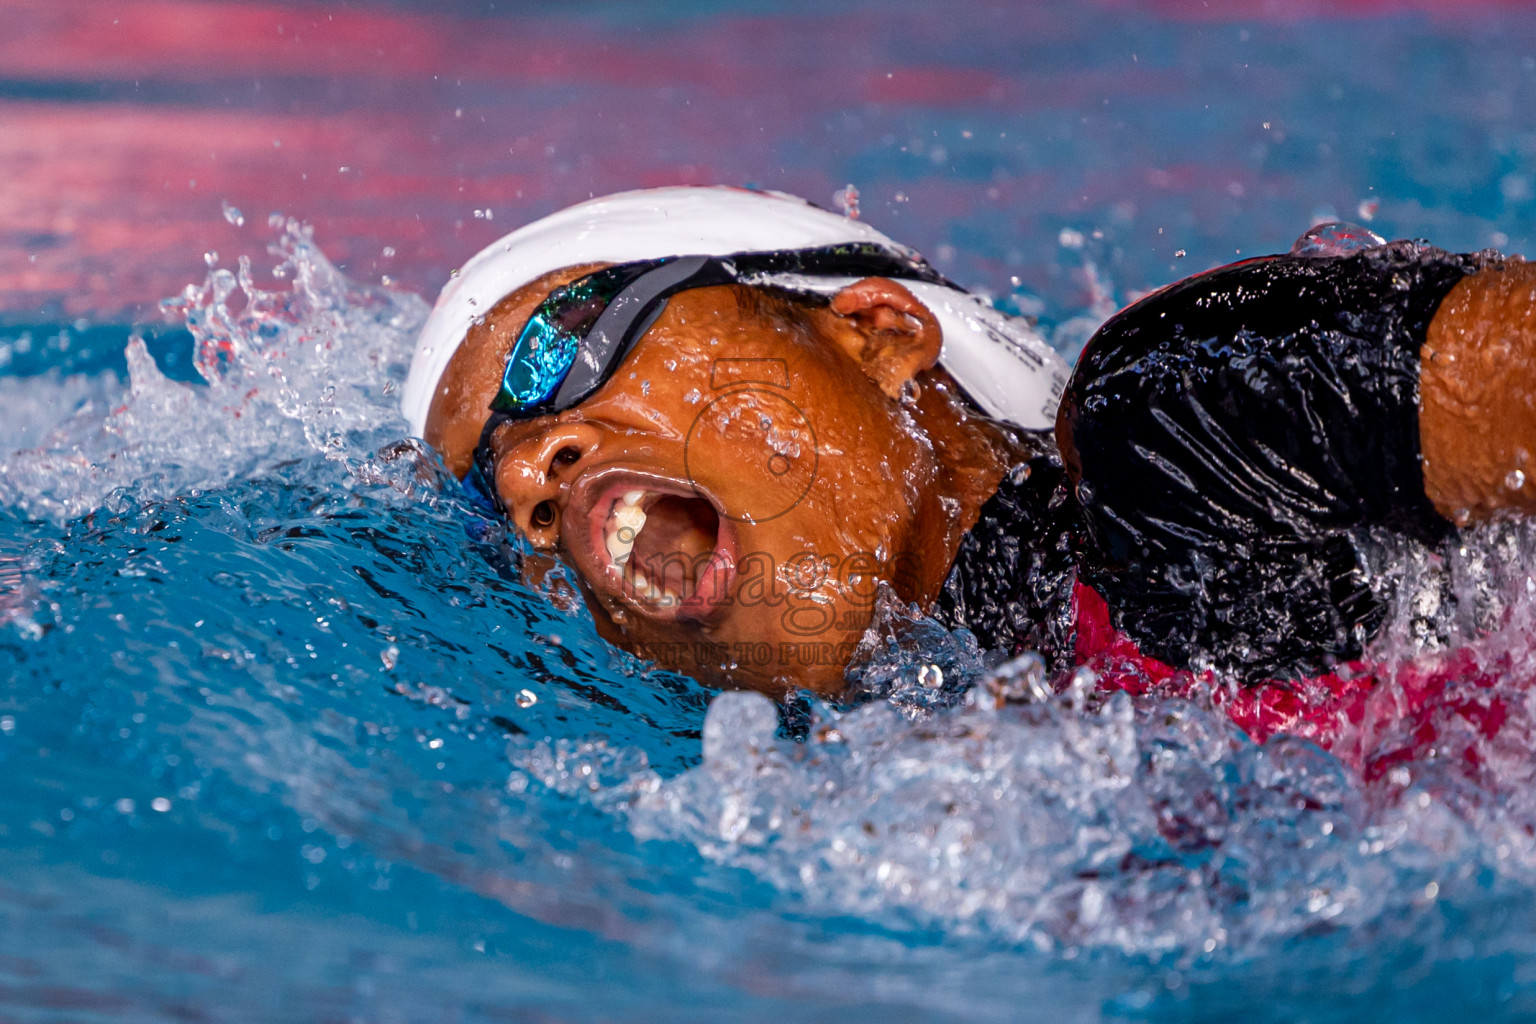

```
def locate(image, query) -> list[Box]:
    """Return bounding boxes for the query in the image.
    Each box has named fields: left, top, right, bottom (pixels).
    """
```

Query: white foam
left=508, top=523, right=1536, bottom=956
left=0, top=218, right=427, bottom=522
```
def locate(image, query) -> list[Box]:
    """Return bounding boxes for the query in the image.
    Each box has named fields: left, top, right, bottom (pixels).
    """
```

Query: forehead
left=625, top=284, right=812, bottom=353
left=536, top=284, right=822, bottom=416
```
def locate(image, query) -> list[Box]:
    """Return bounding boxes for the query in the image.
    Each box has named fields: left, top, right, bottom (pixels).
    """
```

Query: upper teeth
left=606, top=491, right=647, bottom=566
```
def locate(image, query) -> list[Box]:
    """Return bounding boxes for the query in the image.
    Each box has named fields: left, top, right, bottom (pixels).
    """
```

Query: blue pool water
left=9, top=2, right=1536, bottom=1021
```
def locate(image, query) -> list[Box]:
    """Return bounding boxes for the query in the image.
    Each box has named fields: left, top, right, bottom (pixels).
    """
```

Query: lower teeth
left=630, top=568, right=680, bottom=607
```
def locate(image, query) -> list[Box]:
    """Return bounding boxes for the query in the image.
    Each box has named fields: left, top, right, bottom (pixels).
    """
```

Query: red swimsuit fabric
left=1071, top=582, right=1511, bottom=778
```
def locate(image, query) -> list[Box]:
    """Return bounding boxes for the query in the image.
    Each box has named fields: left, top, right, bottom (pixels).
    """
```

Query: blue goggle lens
left=497, top=312, right=581, bottom=411
left=490, top=263, right=656, bottom=414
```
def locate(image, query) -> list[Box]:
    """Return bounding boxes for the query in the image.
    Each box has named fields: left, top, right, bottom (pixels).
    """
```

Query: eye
left=530, top=500, right=556, bottom=529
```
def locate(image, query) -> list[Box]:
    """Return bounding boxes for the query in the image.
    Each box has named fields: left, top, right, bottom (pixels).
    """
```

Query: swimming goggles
left=470, top=242, right=954, bottom=499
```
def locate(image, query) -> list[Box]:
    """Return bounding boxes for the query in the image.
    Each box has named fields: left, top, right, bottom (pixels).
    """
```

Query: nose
left=493, top=422, right=603, bottom=546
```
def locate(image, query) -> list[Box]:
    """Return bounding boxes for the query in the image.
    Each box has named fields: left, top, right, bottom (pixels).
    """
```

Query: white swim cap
left=400, top=186, right=1068, bottom=438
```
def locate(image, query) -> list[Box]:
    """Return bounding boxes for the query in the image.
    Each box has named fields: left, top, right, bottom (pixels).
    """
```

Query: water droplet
left=515, top=689, right=538, bottom=708
left=833, top=183, right=860, bottom=219
left=1507, top=469, right=1526, bottom=491
left=1175, top=249, right=1187, bottom=258
left=1290, top=222, right=1385, bottom=258
left=221, top=201, right=244, bottom=227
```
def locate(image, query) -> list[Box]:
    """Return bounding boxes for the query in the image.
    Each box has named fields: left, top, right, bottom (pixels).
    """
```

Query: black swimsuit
left=936, top=243, right=1490, bottom=681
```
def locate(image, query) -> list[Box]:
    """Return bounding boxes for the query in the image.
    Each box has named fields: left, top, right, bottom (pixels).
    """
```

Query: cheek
left=799, top=416, right=937, bottom=540
left=791, top=560, right=879, bottom=628
left=679, top=389, right=821, bottom=521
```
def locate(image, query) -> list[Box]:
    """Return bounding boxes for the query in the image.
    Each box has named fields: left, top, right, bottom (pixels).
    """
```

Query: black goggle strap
left=546, top=244, right=951, bottom=411
left=468, top=410, right=513, bottom=516
left=726, top=242, right=954, bottom=288
left=550, top=254, right=717, bottom=411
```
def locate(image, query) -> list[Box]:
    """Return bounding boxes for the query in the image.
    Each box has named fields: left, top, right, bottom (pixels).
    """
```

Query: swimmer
left=402, top=187, right=1536, bottom=708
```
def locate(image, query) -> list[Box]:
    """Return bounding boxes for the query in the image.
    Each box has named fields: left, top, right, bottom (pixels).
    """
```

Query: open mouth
left=572, top=474, right=736, bottom=622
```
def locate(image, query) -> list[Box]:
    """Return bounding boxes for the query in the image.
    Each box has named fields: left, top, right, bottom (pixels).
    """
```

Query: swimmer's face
left=427, top=267, right=1014, bottom=695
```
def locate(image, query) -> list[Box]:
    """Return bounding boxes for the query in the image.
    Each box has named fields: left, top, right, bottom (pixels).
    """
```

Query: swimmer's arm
left=1421, top=261, right=1536, bottom=523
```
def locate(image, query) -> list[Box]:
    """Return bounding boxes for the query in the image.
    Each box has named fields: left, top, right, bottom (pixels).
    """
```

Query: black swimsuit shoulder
left=937, top=243, right=1488, bottom=680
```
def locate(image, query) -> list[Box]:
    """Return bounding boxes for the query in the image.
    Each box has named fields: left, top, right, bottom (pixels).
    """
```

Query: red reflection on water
left=0, top=0, right=1524, bottom=322
left=0, top=0, right=871, bottom=319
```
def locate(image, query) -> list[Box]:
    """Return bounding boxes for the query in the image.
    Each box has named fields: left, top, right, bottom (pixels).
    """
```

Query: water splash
left=0, top=217, right=427, bottom=521
left=842, top=584, right=995, bottom=718
left=495, top=516, right=1536, bottom=962
left=628, top=685, right=1391, bottom=957
left=0, top=367, right=120, bottom=450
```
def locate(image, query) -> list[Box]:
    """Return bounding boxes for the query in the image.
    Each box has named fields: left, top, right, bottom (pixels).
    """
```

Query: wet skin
left=427, top=267, right=1020, bottom=695
left=1421, top=259, right=1536, bottom=522
left=425, top=255, right=1536, bottom=697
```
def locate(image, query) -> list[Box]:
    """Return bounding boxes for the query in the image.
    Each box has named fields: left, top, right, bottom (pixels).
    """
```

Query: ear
left=824, top=277, right=943, bottom=399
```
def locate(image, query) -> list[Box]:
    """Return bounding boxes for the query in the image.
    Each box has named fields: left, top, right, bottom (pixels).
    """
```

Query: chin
left=572, top=568, right=865, bottom=698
